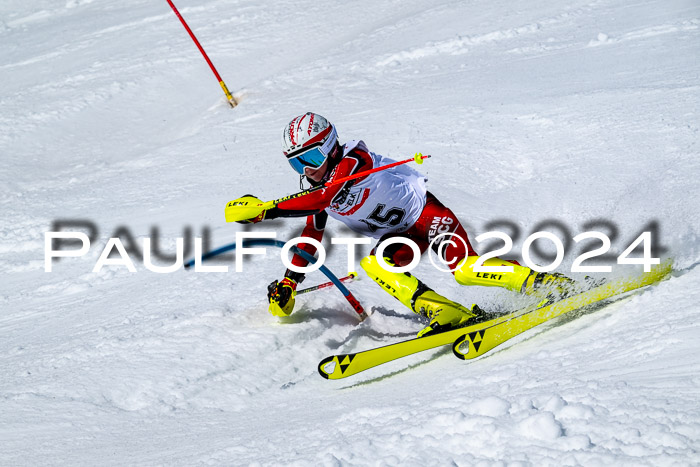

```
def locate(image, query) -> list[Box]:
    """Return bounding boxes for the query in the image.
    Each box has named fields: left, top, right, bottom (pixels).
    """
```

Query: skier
left=235, top=112, right=576, bottom=337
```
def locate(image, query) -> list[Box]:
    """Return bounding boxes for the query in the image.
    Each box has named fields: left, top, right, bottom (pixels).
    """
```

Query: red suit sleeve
left=291, top=212, right=328, bottom=269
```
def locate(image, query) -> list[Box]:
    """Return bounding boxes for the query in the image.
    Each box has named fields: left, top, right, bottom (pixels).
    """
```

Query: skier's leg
left=415, top=192, right=577, bottom=298
left=453, top=254, right=578, bottom=299
left=360, top=236, right=484, bottom=337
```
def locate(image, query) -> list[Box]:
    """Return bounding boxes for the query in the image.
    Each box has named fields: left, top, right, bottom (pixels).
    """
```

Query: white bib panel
left=326, top=141, right=427, bottom=238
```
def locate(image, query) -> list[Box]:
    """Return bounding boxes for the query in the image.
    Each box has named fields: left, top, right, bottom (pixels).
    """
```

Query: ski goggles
left=285, top=127, right=338, bottom=175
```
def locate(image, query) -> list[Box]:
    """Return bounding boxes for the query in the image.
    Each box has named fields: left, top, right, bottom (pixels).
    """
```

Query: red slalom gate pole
left=165, top=0, right=238, bottom=107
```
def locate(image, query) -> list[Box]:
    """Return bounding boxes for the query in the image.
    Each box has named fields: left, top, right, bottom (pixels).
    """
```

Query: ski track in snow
left=1, top=0, right=700, bottom=464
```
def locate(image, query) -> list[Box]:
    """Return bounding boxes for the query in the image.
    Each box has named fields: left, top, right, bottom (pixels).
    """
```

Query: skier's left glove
left=267, top=277, right=298, bottom=317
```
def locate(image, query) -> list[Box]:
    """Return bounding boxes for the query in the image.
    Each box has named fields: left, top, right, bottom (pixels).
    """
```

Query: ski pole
left=329, top=152, right=430, bottom=186
left=165, top=0, right=238, bottom=108
left=296, top=272, right=357, bottom=295
left=184, top=240, right=367, bottom=320
left=225, top=153, right=430, bottom=222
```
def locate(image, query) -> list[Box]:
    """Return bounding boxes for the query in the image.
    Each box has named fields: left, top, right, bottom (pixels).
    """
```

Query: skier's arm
left=289, top=211, right=328, bottom=270
left=236, top=148, right=373, bottom=223
left=270, top=152, right=372, bottom=217
left=267, top=211, right=327, bottom=316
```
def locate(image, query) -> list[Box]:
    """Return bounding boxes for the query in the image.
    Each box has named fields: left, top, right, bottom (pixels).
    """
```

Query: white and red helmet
left=282, top=112, right=339, bottom=174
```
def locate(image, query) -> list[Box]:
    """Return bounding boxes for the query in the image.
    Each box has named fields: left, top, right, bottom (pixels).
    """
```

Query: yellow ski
left=318, top=260, right=672, bottom=380
left=452, top=259, right=672, bottom=359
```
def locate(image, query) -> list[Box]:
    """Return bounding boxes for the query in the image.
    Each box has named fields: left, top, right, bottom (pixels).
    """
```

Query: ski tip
left=317, top=356, right=335, bottom=379
left=318, top=353, right=358, bottom=379
left=452, top=334, right=469, bottom=360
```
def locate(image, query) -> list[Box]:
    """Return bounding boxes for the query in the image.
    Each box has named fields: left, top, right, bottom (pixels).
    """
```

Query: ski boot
left=360, top=255, right=482, bottom=337
left=454, top=255, right=581, bottom=304
left=520, top=270, right=580, bottom=303
left=412, top=286, right=487, bottom=337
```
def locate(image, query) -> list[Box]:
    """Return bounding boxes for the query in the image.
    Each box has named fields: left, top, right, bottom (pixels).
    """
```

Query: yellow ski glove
left=267, top=277, right=297, bottom=317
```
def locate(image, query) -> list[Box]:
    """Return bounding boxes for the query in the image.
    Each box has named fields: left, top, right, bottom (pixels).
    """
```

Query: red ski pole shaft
left=225, top=153, right=430, bottom=222
left=269, top=153, right=430, bottom=206
left=325, top=153, right=430, bottom=187
left=165, top=0, right=237, bottom=107
left=296, top=273, right=357, bottom=295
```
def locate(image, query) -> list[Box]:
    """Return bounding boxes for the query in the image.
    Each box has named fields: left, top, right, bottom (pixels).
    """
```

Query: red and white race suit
left=274, top=140, right=476, bottom=271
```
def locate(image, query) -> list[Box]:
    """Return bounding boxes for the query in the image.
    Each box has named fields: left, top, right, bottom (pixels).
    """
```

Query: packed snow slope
left=2, top=0, right=700, bottom=464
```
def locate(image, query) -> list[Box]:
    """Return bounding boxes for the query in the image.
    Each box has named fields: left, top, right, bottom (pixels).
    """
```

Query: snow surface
left=2, top=0, right=700, bottom=464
